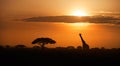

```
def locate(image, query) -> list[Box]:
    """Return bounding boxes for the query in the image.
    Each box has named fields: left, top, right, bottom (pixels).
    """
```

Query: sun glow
left=71, top=23, right=90, bottom=26
left=70, top=10, right=88, bottom=16
left=66, top=22, right=90, bottom=27
left=66, top=22, right=90, bottom=30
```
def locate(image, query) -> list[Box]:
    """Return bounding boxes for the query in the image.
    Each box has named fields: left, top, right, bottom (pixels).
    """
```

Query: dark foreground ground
left=0, top=48, right=120, bottom=66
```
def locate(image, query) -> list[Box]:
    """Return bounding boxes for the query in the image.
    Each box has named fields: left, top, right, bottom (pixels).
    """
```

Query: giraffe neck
left=79, top=34, right=87, bottom=45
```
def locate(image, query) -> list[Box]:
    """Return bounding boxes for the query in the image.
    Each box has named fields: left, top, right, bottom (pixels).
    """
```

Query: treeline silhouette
left=0, top=45, right=120, bottom=65
left=0, top=36, right=120, bottom=65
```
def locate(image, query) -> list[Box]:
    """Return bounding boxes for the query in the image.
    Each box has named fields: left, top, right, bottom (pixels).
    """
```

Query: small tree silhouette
left=5, top=45, right=11, bottom=48
left=33, top=46, right=40, bottom=49
left=0, top=45, right=4, bottom=49
left=32, top=37, right=56, bottom=49
left=15, top=45, right=26, bottom=48
left=77, top=46, right=82, bottom=50
left=67, top=46, right=75, bottom=50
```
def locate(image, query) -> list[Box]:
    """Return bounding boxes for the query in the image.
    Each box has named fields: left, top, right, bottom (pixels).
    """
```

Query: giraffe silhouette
left=79, top=33, right=89, bottom=50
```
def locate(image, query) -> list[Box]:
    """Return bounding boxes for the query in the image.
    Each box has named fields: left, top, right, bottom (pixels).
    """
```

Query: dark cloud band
left=23, top=15, right=120, bottom=25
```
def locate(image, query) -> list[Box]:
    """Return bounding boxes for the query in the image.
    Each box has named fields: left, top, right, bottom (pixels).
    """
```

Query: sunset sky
left=0, top=0, right=120, bottom=48
left=1, top=0, right=120, bottom=17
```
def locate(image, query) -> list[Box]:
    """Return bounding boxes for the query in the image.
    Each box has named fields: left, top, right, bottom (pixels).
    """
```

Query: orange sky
left=1, top=21, right=120, bottom=48
left=0, top=0, right=120, bottom=48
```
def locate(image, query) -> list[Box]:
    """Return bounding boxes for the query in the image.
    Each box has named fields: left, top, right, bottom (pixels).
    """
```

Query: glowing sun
left=70, top=10, right=88, bottom=16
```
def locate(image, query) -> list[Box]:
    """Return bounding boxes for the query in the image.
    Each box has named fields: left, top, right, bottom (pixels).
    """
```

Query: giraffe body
left=79, top=34, right=89, bottom=50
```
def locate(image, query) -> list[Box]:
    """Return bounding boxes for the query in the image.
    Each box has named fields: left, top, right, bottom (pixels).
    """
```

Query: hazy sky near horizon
left=0, top=0, right=120, bottom=48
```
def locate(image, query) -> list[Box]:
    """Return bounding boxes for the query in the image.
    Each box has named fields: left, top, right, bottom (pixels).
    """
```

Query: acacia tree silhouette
left=32, top=37, right=56, bottom=49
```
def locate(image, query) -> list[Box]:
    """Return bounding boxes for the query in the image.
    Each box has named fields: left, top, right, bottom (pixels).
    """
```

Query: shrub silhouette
left=15, top=45, right=26, bottom=48
left=77, top=46, right=82, bottom=50
left=33, top=46, right=41, bottom=49
left=5, top=45, right=11, bottom=48
left=0, top=45, right=4, bottom=49
left=32, top=37, right=56, bottom=49
left=67, top=46, right=75, bottom=50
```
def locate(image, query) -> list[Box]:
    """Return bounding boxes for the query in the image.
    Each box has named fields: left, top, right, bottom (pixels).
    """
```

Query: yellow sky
left=1, top=0, right=120, bottom=17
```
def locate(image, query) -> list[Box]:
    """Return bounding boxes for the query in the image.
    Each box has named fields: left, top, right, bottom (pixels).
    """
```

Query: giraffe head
left=79, top=33, right=82, bottom=36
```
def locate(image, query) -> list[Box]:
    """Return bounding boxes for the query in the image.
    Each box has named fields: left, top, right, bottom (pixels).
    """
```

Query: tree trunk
left=41, top=43, right=45, bottom=50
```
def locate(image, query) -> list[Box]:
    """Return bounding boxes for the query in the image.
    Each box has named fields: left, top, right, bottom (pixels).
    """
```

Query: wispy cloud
left=23, top=15, right=120, bottom=25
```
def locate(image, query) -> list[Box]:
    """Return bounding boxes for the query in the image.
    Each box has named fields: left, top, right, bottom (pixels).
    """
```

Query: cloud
left=23, top=15, right=120, bottom=25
